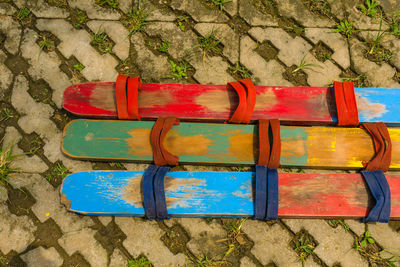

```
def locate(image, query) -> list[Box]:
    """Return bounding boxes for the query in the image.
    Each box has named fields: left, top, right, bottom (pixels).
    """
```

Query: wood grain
left=62, top=119, right=400, bottom=169
left=61, top=170, right=400, bottom=219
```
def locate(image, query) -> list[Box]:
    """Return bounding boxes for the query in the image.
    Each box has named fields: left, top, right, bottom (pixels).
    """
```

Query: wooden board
left=63, top=82, right=400, bottom=125
left=62, top=119, right=400, bottom=169
left=60, top=170, right=400, bottom=219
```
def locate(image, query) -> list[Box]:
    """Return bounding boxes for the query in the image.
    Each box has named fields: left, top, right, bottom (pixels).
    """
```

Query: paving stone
left=87, top=20, right=130, bottom=60
left=192, top=56, right=234, bottom=84
left=240, top=35, right=291, bottom=86
left=123, top=163, right=151, bottom=171
left=116, top=217, right=186, bottom=266
left=249, top=27, right=311, bottom=68
left=21, top=246, right=63, bottom=267
left=24, top=173, right=94, bottom=233
left=144, top=21, right=198, bottom=59
left=36, top=19, right=118, bottom=82
left=59, top=227, right=108, bottom=267
left=119, top=0, right=132, bottom=13
left=302, top=53, right=342, bottom=86
left=142, top=0, right=177, bottom=21
left=305, top=28, right=350, bottom=70
left=11, top=75, right=58, bottom=137
left=240, top=256, right=257, bottom=267
left=98, top=216, right=112, bottom=226
left=0, top=185, right=7, bottom=203
left=0, top=16, right=22, bottom=55
left=368, top=223, right=400, bottom=254
left=223, top=0, right=237, bottom=17
left=379, top=0, right=400, bottom=15
left=326, top=0, right=345, bottom=20
left=3, top=127, right=48, bottom=173
left=109, top=248, right=127, bottom=267
left=238, top=0, right=278, bottom=26
left=171, top=0, right=229, bottom=23
left=20, top=28, right=72, bottom=108
left=195, top=23, right=239, bottom=63
left=130, top=32, right=170, bottom=82
left=0, top=2, right=16, bottom=15
left=242, top=220, right=301, bottom=266
left=69, top=0, right=121, bottom=20
left=14, top=0, right=69, bottom=18
left=0, top=204, right=36, bottom=254
left=176, top=218, right=227, bottom=259
left=342, top=0, right=390, bottom=31
left=283, top=219, right=368, bottom=266
left=276, top=0, right=335, bottom=27
left=0, top=51, right=13, bottom=101
left=349, top=38, right=400, bottom=88
left=344, top=220, right=366, bottom=236
left=377, top=33, right=400, bottom=71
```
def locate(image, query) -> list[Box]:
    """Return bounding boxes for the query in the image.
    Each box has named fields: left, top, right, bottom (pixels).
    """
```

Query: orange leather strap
left=116, top=74, right=129, bottom=119
left=228, top=79, right=257, bottom=124
left=257, top=119, right=281, bottom=168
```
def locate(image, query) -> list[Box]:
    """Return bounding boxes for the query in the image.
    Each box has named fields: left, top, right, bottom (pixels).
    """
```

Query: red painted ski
left=63, top=81, right=336, bottom=124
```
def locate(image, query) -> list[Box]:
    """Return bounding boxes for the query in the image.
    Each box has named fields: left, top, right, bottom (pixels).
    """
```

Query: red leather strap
left=239, top=78, right=256, bottom=123
left=116, top=74, right=129, bottom=119
left=334, top=81, right=359, bottom=126
left=361, top=122, right=392, bottom=172
left=127, top=76, right=141, bottom=120
left=228, top=79, right=257, bottom=124
left=257, top=119, right=281, bottom=168
left=151, top=117, right=180, bottom=166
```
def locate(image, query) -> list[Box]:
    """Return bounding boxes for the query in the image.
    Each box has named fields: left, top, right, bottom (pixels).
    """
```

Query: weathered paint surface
left=62, top=120, right=400, bottom=169
left=63, top=82, right=400, bottom=124
left=61, top=170, right=400, bottom=219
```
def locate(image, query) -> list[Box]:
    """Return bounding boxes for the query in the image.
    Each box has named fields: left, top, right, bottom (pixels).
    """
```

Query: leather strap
left=266, top=168, right=279, bottom=220
left=258, top=119, right=281, bottom=168
left=334, top=81, right=359, bottom=126
left=116, top=74, right=130, bottom=119
left=127, top=76, right=141, bottom=120
left=254, top=165, right=279, bottom=221
left=154, top=166, right=170, bottom=220
left=255, top=165, right=267, bottom=220
left=228, top=79, right=256, bottom=124
left=361, top=170, right=391, bottom=223
left=361, top=122, right=392, bottom=172
left=142, top=165, right=158, bottom=220
left=151, top=117, right=180, bottom=166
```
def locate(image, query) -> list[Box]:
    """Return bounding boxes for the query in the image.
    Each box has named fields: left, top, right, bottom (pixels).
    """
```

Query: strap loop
left=115, top=74, right=142, bottom=120
left=361, top=122, right=391, bottom=172
left=228, top=78, right=256, bottom=124
left=258, top=119, right=281, bottom=168
left=142, top=165, right=170, bottom=220
left=361, top=170, right=391, bottom=223
left=334, top=81, right=359, bottom=126
left=151, top=117, right=180, bottom=166
left=254, top=166, right=279, bottom=221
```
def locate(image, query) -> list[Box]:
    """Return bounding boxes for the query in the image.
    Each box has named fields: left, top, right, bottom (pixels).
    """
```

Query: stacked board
left=61, top=170, right=400, bottom=219
left=62, top=119, right=400, bottom=169
left=63, top=82, right=400, bottom=125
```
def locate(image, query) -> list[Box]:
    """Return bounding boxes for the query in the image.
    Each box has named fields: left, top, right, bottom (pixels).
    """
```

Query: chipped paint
left=356, top=93, right=387, bottom=120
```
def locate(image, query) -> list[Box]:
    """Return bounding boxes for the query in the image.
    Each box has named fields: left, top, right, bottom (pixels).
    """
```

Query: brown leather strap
left=361, top=122, right=392, bottom=172
left=258, top=119, right=281, bottom=168
left=151, top=117, right=180, bottom=166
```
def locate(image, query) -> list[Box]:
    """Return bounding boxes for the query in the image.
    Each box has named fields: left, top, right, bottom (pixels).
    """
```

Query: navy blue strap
left=255, top=165, right=267, bottom=220
left=254, top=165, right=279, bottom=220
left=154, top=166, right=170, bottom=220
left=266, top=168, right=279, bottom=220
left=361, top=170, right=391, bottom=223
left=142, top=165, right=158, bottom=220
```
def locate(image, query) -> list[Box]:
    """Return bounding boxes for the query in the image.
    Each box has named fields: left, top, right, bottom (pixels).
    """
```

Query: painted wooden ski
left=60, top=170, right=400, bottom=219
left=62, top=119, right=400, bottom=170
left=63, top=82, right=400, bottom=125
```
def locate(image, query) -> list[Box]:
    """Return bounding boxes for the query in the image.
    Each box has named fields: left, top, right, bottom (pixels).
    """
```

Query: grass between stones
left=0, top=141, right=19, bottom=186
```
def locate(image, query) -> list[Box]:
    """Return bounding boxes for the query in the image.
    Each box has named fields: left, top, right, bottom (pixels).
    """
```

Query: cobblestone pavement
left=1, top=0, right=400, bottom=266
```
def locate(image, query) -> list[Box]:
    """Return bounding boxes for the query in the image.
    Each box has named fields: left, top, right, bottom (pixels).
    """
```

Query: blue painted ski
left=61, top=170, right=400, bottom=219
